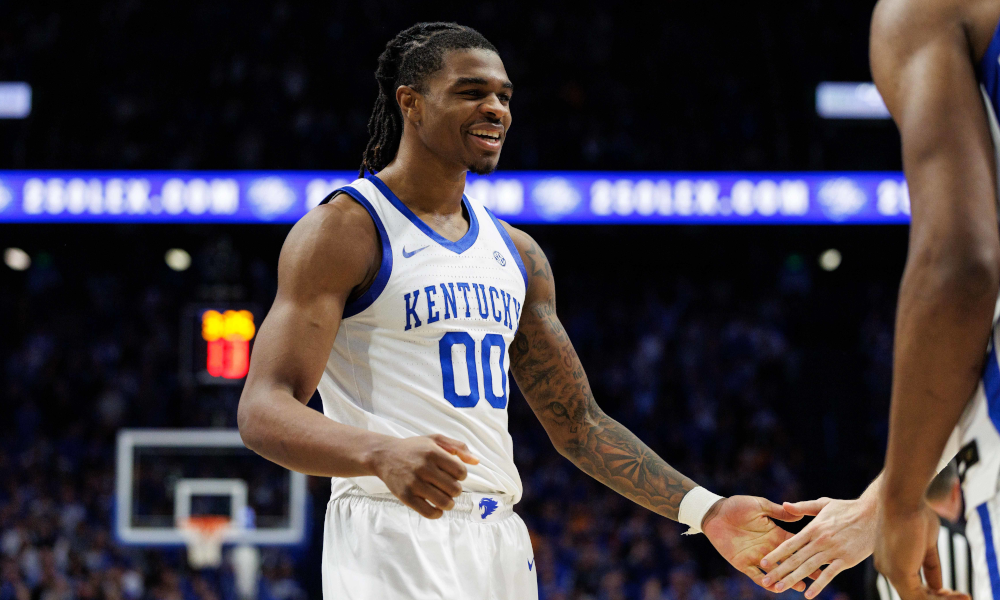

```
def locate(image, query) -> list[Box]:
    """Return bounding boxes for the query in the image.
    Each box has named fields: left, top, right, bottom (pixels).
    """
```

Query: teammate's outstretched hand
left=875, top=502, right=969, bottom=600
left=701, top=496, right=813, bottom=593
left=369, top=434, right=479, bottom=519
left=758, top=496, right=877, bottom=598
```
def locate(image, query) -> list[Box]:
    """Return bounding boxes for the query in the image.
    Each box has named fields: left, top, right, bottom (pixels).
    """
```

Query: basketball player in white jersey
left=238, top=22, right=810, bottom=600
left=740, top=0, right=1000, bottom=599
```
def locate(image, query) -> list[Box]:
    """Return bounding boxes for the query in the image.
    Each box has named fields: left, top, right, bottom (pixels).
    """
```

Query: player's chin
left=467, top=155, right=500, bottom=176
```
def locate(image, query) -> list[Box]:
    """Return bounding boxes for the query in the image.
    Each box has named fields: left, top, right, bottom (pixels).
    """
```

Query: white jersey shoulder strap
left=319, top=177, right=395, bottom=318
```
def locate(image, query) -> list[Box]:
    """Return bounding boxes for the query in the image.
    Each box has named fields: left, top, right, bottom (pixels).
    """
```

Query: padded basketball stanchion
left=231, top=544, right=260, bottom=600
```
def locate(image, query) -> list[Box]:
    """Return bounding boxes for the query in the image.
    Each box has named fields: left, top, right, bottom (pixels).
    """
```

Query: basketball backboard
left=115, top=429, right=308, bottom=546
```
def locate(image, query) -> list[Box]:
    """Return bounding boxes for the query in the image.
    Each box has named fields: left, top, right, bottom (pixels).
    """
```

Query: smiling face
left=404, top=48, right=512, bottom=175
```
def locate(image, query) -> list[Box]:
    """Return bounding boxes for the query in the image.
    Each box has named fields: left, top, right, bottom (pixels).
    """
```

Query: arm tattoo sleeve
left=510, top=240, right=697, bottom=521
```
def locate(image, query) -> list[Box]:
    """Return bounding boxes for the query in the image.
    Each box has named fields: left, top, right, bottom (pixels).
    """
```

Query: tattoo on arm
left=510, top=238, right=696, bottom=520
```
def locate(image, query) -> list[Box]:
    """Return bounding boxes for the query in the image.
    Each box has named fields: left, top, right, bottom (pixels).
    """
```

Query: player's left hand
left=702, top=496, right=815, bottom=593
left=875, top=502, right=969, bottom=600
left=758, top=496, right=877, bottom=598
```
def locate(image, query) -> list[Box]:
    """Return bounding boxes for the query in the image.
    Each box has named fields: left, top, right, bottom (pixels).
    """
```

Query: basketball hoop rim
left=180, top=515, right=233, bottom=535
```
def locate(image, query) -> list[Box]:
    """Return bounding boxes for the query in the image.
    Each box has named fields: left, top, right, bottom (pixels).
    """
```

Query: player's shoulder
left=870, top=0, right=987, bottom=107
left=291, top=192, right=377, bottom=249
left=494, top=219, right=540, bottom=258
left=278, top=189, right=380, bottom=284
left=493, top=219, right=555, bottom=299
left=871, top=0, right=972, bottom=46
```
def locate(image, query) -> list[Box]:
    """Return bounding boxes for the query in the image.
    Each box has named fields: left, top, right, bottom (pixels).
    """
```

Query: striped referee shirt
left=867, top=518, right=973, bottom=600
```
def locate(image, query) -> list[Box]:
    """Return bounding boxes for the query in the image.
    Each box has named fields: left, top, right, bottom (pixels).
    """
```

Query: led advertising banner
left=0, top=171, right=911, bottom=225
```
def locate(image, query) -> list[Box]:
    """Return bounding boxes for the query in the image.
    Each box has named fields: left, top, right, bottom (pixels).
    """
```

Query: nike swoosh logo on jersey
left=402, top=245, right=429, bottom=258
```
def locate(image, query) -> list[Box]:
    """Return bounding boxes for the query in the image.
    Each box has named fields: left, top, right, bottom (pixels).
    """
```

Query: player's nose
left=480, top=94, right=508, bottom=121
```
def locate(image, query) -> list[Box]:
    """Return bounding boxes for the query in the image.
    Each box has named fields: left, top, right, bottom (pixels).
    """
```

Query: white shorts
left=322, top=488, right=538, bottom=600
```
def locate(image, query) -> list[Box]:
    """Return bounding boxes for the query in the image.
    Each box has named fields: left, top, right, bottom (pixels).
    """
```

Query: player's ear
left=396, top=85, right=422, bottom=125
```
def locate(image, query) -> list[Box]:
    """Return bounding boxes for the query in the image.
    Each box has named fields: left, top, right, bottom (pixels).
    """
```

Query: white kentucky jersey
left=315, top=174, right=529, bottom=503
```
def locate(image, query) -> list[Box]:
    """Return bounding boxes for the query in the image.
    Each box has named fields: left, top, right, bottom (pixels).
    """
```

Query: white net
left=179, top=516, right=230, bottom=569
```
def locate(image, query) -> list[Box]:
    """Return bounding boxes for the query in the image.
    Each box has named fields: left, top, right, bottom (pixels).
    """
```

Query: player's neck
left=376, top=145, right=467, bottom=217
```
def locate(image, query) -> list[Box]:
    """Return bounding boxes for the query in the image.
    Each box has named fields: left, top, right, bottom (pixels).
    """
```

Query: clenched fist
left=368, top=434, right=479, bottom=519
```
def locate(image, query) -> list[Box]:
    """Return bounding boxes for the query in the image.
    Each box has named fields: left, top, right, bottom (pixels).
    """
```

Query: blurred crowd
left=0, top=226, right=902, bottom=600
left=3, top=0, right=893, bottom=173
left=507, top=239, right=895, bottom=600
left=0, top=0, right=911, bottom=598
left=0, top=234, right=304, bottom=600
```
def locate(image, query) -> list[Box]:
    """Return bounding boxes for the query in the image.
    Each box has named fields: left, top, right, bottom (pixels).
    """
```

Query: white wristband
left=678, top=487, right=724, bottom=535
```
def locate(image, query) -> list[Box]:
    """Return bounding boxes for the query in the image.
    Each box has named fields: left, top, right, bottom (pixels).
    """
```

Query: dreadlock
left=359, top=22, right=498, bottom=177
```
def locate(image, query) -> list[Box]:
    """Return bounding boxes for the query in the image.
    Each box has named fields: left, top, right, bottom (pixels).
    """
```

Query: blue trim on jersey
left=979, top=17, right=1000, bottom=91
left=979, top=16, right=1000, bottom=123
left=984, top=340, right=1000, bottom=431
left=979, top=502, right=1000, bottom=600
left=365, top=174, right=480, bottom=254
left=326, top=186, right=393, bottom=319
left=484, top=207, right=529, bottom=290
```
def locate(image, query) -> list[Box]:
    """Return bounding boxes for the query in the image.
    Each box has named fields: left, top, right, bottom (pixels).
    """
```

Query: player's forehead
left=430, top=48, right=512, bottom=91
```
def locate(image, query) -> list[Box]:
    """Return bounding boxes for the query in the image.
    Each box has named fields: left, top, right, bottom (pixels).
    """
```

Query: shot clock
left=182, top=305, right=259, bottom=385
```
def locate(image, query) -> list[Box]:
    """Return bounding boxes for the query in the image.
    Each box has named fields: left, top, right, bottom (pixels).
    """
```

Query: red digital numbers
left=201, top=310, right=256, bottom=379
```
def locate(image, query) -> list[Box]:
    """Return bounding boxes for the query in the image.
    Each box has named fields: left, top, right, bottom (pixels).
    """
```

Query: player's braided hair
left=359, top=22, right=498, bottom=177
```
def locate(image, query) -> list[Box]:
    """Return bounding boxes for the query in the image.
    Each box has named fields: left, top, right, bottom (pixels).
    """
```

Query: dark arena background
left=1, top=2, right=913, bottom=600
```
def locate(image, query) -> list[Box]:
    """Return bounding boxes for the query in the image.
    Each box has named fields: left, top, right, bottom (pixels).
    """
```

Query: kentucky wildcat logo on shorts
left=479, top=498, right=498, bottom=519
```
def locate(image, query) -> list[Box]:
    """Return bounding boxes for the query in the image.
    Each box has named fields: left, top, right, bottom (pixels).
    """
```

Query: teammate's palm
left=702, top=496, right=808, bottom=592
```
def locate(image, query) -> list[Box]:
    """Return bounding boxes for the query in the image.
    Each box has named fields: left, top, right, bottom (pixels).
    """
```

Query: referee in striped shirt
left=867, top=461, right=973, bottom=600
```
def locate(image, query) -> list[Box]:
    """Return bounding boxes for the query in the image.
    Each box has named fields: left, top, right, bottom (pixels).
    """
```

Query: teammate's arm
left=760, top=0, right=1000, bottom=597
left=503, top=226, right=808, bottom=591
left=872, top=0, right=999, bottom=596
left=238, top=196, right=476, bottom=519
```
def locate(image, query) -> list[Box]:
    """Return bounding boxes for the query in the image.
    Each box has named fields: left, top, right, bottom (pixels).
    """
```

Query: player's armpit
left=238, top=197, right=387, bottom=479
left=244, top=195, right=379, bottom=405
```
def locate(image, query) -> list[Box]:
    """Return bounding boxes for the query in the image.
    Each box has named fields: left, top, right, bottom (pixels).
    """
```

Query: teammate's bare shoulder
left=871, top=0, right=999, bottom=108
left=870, top=0, right=965, bottom=47
left=871, top=0, right=963, bottom=100
left=277, top=192, right=380, bottom=299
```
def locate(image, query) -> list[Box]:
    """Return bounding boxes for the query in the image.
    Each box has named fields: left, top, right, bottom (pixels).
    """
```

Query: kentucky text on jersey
left=403, top=282, right=522, bottom=331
